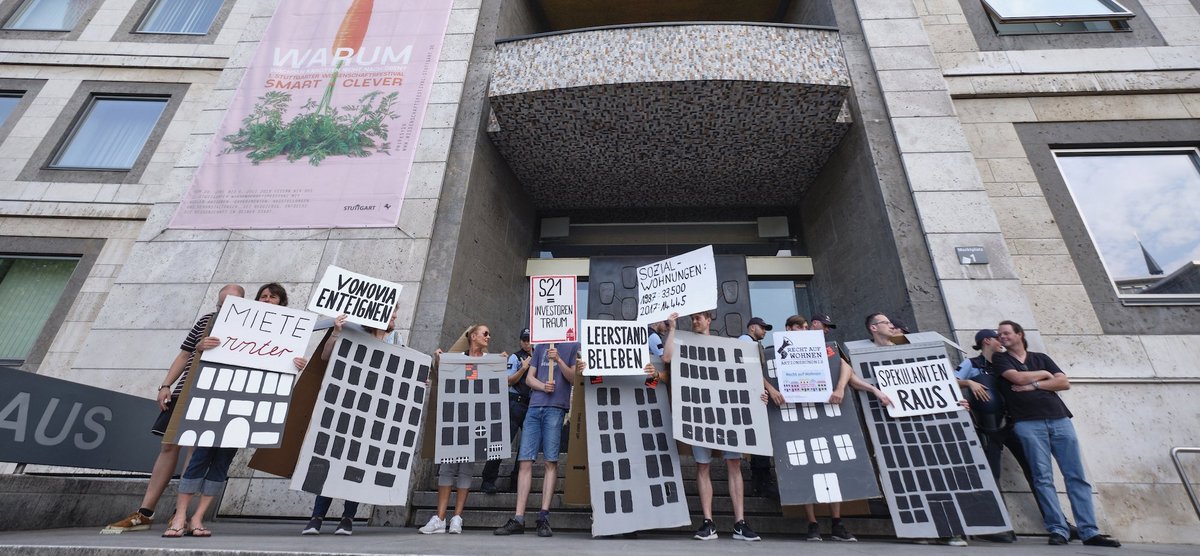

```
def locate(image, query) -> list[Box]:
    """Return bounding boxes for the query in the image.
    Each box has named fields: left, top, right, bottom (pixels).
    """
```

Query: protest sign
left=772, top=330, right=833, bottom=403
left=529, top=275, right=577, bottom=343
left=207, top=296, right=317, bottom=375
left=670, top=331, right=771, bottom=456
left=581, top=320, right=649, bottom=376
left=432, top=354, right=509, bottom=463
left=635, top=246, right=717, bottom=324
left=874, top=358, right=964, bottom=418
left=308, top=265, right=402, bottom=329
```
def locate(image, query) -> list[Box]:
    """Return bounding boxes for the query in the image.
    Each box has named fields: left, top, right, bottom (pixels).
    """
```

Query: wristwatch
left=1032, top=380, right=1040, bottom=390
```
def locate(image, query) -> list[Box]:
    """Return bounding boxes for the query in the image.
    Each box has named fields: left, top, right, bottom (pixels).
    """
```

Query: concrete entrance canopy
left=487, top=24, right=852, bottom=220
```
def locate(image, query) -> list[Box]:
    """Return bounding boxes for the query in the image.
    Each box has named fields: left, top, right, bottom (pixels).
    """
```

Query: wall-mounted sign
left=955, top=246, right=988, bottom=265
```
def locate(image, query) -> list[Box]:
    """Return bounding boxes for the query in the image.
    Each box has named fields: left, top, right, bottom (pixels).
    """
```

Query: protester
left=647, top=319, right=669, bottom=356
left=800, top=313, right=892, bottom=541
left=100, top=284, right=244, bottom=535
left=301, top=307, right=401, bottom=536
left=663, top=311, right=766, bottom=542
left=420, top=324, right=499, bottom=534
left=480, top=328, right=534, bottom=494
left=494, top=340, right=585, bottom=537
left=163, top=283, right=298, bottom=538
left=737, top=316, right=782, bottom=500
left=994, top=321, right=1120, bottom=548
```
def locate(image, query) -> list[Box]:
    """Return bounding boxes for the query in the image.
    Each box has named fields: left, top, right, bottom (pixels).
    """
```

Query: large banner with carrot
left=170, top=0, right=454, bottom=229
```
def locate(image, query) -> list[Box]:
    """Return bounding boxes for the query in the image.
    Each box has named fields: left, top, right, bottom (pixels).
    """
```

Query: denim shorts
left=519, top=406, right=566, bottom=462
left=691, top=445, right=742, bottom=464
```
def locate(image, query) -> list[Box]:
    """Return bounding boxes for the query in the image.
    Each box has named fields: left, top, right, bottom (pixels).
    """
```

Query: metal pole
left=1171, top=447, right=1200, bottom=522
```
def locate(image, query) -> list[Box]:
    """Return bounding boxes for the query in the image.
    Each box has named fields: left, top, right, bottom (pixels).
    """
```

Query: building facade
left=1, top=0, right=1197, bottom=543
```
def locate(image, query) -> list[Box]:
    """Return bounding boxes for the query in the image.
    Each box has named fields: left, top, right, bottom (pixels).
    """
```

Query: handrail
left=496, top=20, right=840, bottom=45
left=1171, top=447, right=1200, bottom=522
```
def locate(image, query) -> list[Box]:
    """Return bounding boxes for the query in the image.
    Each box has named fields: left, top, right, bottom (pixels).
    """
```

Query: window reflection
left=748, top=280, right=801, bottom=347
left=1055, top=149, right=1200, bottom=297
left=0, top=94, right=21, bottom=125
left=137, top=0, right=223, bottom=35
left=51, top=97, right=168, bottom=170
left=3, top=0, right=94, bottom=31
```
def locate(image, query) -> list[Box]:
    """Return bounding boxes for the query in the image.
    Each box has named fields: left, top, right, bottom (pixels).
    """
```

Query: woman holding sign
left=163, top=283, right=300, bottom=538
left=421, top=324, right=501, bottom=535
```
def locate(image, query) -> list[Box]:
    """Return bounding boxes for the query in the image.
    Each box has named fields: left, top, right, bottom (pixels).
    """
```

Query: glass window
left=1053, top=148, right=1200, bottom=300
left=0, top=93, right=21, bottom=125
left=137, top=0, right=222, bottom=35
left=0, top=256, right=78, bottom=363
left=982, top=0, right=1134, bottom=35
left=748, top=280, right=802, bottom=348
left=3, top=0, right=95, bottom=31
left=51, top=96, right=168, bottom=170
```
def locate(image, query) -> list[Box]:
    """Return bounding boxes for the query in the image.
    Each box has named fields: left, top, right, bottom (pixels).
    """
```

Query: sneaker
left=693, top=519, right=717, bottom=540
left=300, top=517, right=322, bottom=535
left=805, top=521, right=822, bottom=541
left=494, top=518, right=525, bottom=535
left=100, top=511, right=153, bottom=534
left=830, top=523, right=857, bottom=542
left=536, top=518, right=553, bottom=537
left=1082, top=535, right=1121, bottom=548
left=939, top=536, right=968, bottom=547
left=1048, top=533, right=1069, bottom=545
left=419, top=515, right=446, bottom=534
left=732, top=520, right=761, bottom=542
left=448, top=515, right=463, bottom=534
left=334, top=517, right=353, bottom=536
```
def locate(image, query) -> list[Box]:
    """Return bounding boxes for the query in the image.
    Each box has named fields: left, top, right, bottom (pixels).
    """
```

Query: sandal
left=188, top=526, right=212, bottom=537
left=161, top=526, right=187, bottom=538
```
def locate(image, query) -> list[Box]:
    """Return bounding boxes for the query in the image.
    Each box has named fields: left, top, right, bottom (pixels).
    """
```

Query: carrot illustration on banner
left=222, top=0, right=400, bottom=166
left=318, top=0, right=373, bottom=115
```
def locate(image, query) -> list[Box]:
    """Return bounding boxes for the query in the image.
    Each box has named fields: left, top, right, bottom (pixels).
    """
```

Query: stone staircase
left=408, top=455, right=897, bottom=537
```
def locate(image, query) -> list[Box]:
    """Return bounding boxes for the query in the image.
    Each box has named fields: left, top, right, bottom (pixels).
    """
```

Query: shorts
left=150, top=397, right=178, bottom=437
left=518, top=406, right=566, bottom=462
left=437, top=462, right=474, bottom=489
left=692, top=445, right=742, bottom=464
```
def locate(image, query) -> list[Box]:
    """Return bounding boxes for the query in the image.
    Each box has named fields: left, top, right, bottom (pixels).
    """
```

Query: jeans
left=482, top=398, right=528, bottom=486
left=179, top=446, right=237, bottom=496
left=1012, top=418, right=1100, bottom=540
left=312, top=496, right=358, bottom=519
left=519, top=406, right=565, bottom=462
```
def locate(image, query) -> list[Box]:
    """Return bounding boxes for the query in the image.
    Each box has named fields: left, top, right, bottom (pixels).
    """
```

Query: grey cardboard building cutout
left=433, top=353, right=509, bottom=463
left=0, top=366, right=182, bottom=473
left=843, top=335, right=1012, bottom=538
left=763, top=346, right=881, bottom=506
left=671, top=331, right=771, bottom=456
left=291, top=330, right=430, bottom=506
left=585, top=367, right=690, bottom=536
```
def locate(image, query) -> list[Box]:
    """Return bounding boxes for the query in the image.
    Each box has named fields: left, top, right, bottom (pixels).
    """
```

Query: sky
left=1056, top=152, right=1200, bottom=283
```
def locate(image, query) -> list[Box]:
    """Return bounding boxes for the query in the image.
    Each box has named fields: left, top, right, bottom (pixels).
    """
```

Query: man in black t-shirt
left=994, top=320, right=1120, bottom=548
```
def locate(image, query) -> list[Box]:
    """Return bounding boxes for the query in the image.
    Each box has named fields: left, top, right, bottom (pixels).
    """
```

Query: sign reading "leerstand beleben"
left=581, top=319, right=649, bottom=376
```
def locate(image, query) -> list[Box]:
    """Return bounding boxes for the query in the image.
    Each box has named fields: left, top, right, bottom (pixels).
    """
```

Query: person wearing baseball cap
left=480, top=328, right=534, bottom=494
left=809, top=314, right=837, bottom=330
left=737, top=317, right=782, bottom=503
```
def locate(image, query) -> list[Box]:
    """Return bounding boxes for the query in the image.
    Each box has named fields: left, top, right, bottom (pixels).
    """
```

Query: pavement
left=1, top=521, right=1197, bottom=556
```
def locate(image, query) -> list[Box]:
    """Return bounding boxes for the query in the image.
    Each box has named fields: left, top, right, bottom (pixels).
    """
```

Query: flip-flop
left=161, top=527, right=187, bottom=538
left=188, top=527, right=212, bottom=538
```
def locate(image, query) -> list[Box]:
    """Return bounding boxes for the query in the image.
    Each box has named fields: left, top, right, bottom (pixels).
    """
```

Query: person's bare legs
left=140, top=444, right=181, bottom=511
left=831, top=502, right=842, bottom=519
left=540, top=462, right=557, bottom=511
left=165, top=493, right=192, bottom=535
left=188, top=493, right=216, bottom=533
left=697, top=462, right=713, bottom=519
left=435, top=485, right=452, bottom=520
left=453, top=488, right=470, bottom=517
left=515, top=460, right=533, bottom=516
left=727, top=458, right=745, bottom=522
left=805, top=504, right=818, bottom=523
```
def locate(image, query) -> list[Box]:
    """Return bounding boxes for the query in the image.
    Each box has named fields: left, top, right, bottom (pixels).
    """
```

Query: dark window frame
left=0, top=0, right=104, bottom=40
left=18, top=80, right=189, bottom=184
left=1014, top=119, right=1200, bottom=335
left=112, top=0, right=235, bottom=45
left=0, top=236, right=102, bottom=370
left=0, top=78, right=44, bottom=143
left=959, top=0, right=1165, bottom=50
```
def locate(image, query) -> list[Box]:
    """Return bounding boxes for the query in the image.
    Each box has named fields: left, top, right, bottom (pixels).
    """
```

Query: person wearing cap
left=737, top=316, right=783, bottom=500
left=480, top=328, right=535, bottom=494
left=798, top=312, right=889, bottom=542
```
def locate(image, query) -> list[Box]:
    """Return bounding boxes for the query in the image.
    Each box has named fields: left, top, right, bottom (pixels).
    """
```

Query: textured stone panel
left=1040, top=335, right=1153, bottom=378
left=486, top=24, right=851, bottom=218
